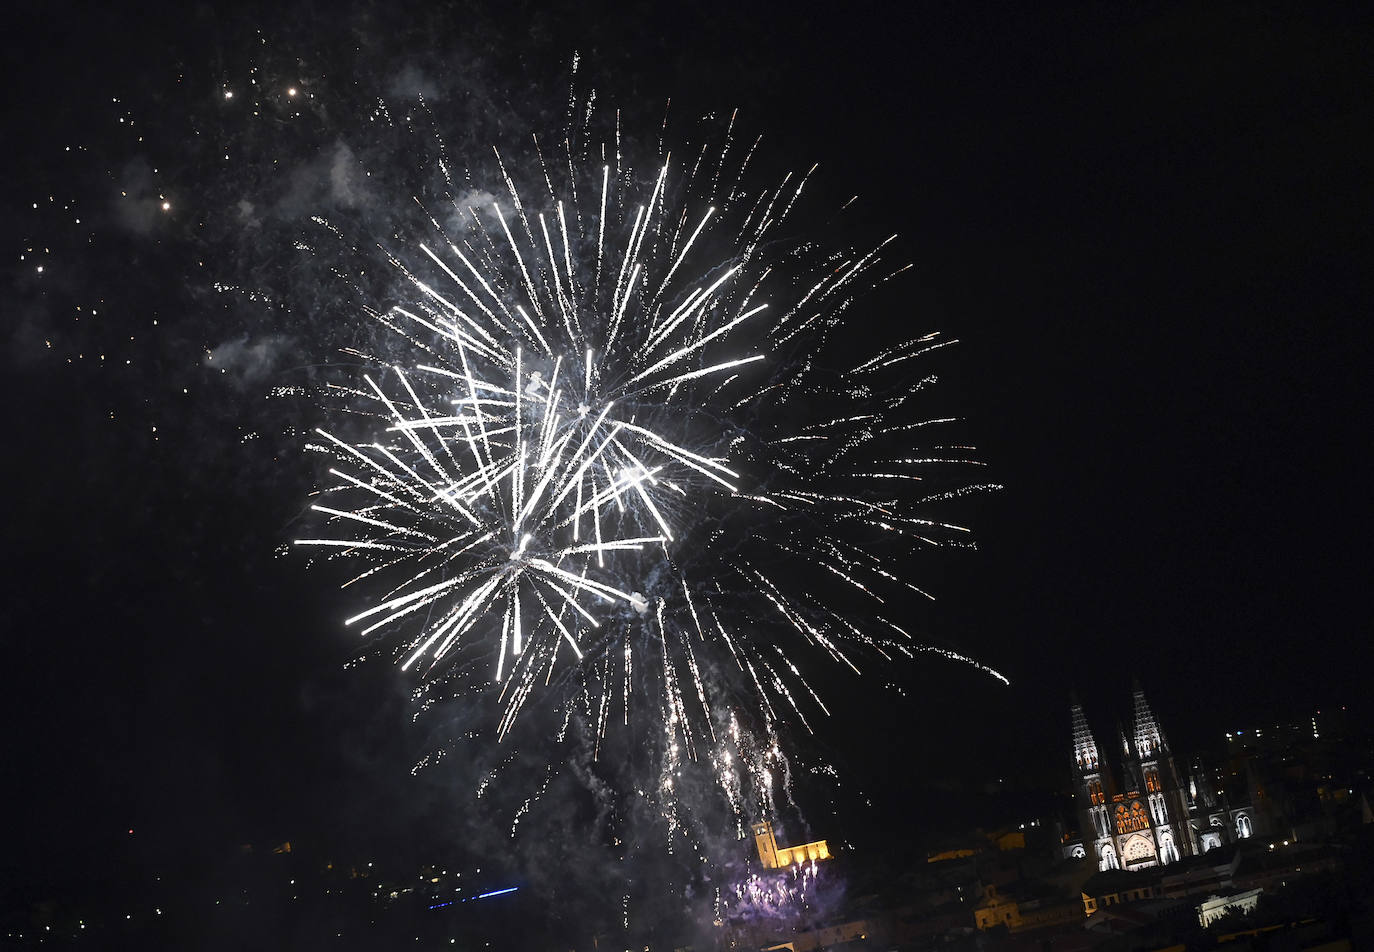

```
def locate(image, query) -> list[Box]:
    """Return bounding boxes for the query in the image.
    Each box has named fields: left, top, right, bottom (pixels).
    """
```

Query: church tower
left=751, top=821, right=781, bottom=868
left=1070, top=699, right=1119, bottom=870
left=1124, top=682, right=1196, bottom=863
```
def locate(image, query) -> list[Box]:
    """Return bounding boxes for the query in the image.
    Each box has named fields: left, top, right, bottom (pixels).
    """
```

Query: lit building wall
left=751, top=822, right=780, bottom=869
left=974, top=884, right=1022, bottom=931
left=776, top=840, right=831, bottom=865
left=752, top=822, right=831, bottom=869
left=1197, top=888, right=1262, bottom=927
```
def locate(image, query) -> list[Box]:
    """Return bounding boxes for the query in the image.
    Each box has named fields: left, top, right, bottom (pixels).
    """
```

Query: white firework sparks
left=294, top=103, right=1002, bottom=833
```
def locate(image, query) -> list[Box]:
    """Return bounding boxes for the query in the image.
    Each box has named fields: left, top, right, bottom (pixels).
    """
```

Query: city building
left=973, top=883, right=1082, bottom=933
left=1197, top=888, right=1263, bottom=927
left=751, top=821, right=832, bottom=868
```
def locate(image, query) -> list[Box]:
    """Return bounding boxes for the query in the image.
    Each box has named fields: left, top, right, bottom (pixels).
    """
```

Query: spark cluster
left=295, top=101, right=1001, bottom=839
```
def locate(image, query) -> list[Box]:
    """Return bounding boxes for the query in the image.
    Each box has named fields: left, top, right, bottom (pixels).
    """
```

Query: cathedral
left=1065, top=682, right=1259, bottom=871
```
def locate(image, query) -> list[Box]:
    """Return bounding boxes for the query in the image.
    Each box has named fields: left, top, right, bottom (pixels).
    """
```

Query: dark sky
left=4, top=0, right=1370, bottom=901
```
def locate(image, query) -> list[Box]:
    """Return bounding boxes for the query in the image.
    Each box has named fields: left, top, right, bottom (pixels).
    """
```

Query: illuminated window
left=1121, top=834, right=1156, bottom=865
left=1236, top=814, right=1252, bottom=839
left=1099, top=843, right=1119, bottom=871
left=1159, top=832, right=1178, bottom=864
left=1116, top=801, right=1150, bottom=834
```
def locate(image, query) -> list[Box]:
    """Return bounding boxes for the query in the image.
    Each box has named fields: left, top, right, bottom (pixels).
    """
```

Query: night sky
left=5, top=0, right=1370, bottom=917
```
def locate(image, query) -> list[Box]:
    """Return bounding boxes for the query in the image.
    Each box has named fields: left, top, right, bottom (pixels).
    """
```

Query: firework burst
left=294, top=98, right=1001, bottom=840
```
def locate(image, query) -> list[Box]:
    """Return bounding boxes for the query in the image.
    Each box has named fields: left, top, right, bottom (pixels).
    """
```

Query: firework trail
left=294, top=92, right=1001, bottom=842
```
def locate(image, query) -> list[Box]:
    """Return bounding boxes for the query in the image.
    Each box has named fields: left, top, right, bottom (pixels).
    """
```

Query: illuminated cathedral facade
left=1065, top=683, right=1258, bottom=871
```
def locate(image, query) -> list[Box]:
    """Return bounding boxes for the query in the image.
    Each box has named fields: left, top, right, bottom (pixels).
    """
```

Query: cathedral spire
left=1132, top=681, right=1168, bottom=757
left=1070, top=698, right=1100, bottom=774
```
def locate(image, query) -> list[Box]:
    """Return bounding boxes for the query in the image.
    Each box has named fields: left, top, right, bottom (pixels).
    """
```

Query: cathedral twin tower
left=1067, top=682, right=1256, bottom=871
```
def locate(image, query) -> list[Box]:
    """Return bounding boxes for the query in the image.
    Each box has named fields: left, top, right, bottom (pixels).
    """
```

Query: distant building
left=973, top=883, right=1083, bottom=933
left=1080, top=867, right=1165, bottom=916
left=752, top=821, right=831, bottom=869
left=1197, top=888, right=1262, bottom=927
left=973, top=883, right=1022, bottom=931
left=1066, top=682, right=1260, bottom=871
left=1159, top=845, right=1241, bottom=897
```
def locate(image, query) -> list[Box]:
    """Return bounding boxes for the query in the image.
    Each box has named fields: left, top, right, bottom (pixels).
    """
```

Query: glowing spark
left=296, top=104, right=998, bottom=834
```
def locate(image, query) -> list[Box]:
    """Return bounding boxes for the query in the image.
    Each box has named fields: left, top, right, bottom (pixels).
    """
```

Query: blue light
left=475, top=887, right=518, bottom=900
left=431, top=886, right=519, bottom=910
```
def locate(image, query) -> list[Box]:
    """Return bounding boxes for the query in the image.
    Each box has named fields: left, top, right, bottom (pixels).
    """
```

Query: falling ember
left=295, top=96, right=1001, bottom=835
